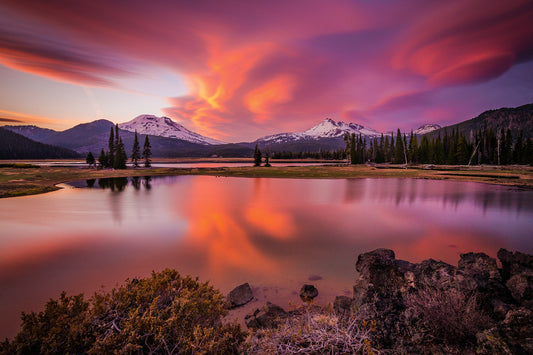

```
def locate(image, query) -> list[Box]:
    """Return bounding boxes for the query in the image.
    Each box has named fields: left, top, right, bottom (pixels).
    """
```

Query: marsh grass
left=0, top=164, right=532, bottom=198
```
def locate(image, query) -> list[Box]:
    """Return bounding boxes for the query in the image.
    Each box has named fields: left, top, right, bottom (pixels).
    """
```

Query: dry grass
left=404, top=287, right=493, bottom=348
left=242, top=305, right=379, bottom=354
left=1, top=163, right=532, bottom=198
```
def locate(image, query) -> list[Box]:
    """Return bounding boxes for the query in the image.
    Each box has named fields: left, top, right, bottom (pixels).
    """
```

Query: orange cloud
left=245, top=74, right=296, bottom=122
left=0, top=109, right=76, bottom=128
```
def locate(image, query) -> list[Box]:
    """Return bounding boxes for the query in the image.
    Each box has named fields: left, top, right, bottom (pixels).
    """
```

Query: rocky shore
left=233, top=248, right=533, bottom=354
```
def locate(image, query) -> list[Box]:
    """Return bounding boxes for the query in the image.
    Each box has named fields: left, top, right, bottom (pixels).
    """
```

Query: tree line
left=86, top=124, right=152, bottom=169
left=344, top=127, right=533, bottom=165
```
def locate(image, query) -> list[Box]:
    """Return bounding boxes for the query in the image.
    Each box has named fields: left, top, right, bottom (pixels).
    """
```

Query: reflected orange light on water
left=0, top=177, right=532, bottom=339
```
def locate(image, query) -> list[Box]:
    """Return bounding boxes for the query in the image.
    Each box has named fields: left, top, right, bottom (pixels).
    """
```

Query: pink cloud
left=0, top=0, right=532, bottom=141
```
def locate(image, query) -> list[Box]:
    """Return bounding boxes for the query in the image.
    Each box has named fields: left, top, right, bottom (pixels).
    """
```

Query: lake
left=1, top=176, right=532, bottom=338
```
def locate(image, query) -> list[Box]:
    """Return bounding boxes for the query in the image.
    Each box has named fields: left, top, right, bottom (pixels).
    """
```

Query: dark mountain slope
left=0, top=127, right=81, bottom=159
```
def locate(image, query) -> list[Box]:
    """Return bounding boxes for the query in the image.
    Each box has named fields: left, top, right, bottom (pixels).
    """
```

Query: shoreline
left=1, top=163, right=533, bottom=198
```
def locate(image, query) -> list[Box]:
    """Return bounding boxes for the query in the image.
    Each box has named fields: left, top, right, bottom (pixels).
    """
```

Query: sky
left=0, top=0, right=532, bottom=143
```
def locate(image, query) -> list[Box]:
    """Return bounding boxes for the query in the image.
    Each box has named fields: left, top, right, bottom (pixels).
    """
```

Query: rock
left=498, top=248, right=533, bottom=281
left=501, top=307, right=533, bottom=353
left=299, top=284, right=318, bottom=302
left=506, top=271, right=533, bottom=304
left=353, top=249, right=414, bottom=308
left=459, top=252, right=501, bottom=283
left=333, top=295, right=353, bottom=314
left=245, top=302, right=287, bottom=329
left=350, top=248, right=533, bottom=352
left=227, top=282, right=253, bottom=308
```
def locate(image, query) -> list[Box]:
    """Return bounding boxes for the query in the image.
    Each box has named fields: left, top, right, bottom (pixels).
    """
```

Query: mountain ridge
left=2, top=103, right=531, bottom=157
left=118, top=115, right=224, bottom=145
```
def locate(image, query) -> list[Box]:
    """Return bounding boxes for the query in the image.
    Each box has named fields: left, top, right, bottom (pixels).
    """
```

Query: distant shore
left=1, top=160, right=533, bottom=198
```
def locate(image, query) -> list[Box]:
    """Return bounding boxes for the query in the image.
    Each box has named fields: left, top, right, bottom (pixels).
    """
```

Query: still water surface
left=1, top=177, right=532, bottom=337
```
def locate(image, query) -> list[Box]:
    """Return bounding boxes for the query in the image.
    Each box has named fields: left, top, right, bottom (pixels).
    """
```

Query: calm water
left=1, top=177, right=532, bottom=338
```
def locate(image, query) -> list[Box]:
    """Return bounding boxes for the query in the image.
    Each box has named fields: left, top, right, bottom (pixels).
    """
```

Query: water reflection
left=0, top=177, right=532, bottom=339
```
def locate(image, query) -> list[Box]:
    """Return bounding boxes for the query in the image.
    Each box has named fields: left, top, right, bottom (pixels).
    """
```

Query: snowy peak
left=303, top=118, right=379, bottom=138
left=256, top=118, right=381, bottom=144
left=413, top=124, right=441, bottom=135
left=119, top=115, right=224, bottom=145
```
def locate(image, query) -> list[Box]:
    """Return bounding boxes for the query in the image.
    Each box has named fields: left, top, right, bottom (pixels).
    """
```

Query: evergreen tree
left=142, top=136, right=152, bottom=168
left=349, top=133, right=357, bottom=164
left=108, top=127, right=115, bottom=168
left=264, top=152, right=271, bottom=167
left=98, top=149, right=107, bottom=168
left=526, top=138, right=533, bottom=166
left=408, top=131, right=418, bottom=164
left=418, top=135, right=430, bottom=163
left=513, top=132, right=524, bottom=164
left=455, top=135, right=469, bottom=165
left=394, top=129, right=405, bottom=164
left=113, top=138, right=127, bottom=169
left=131, top=131, right=141, bottom=168
left=86, top=152, right=95, bottom=168
left=115, top=124, right=120, bottom=147
left=383, top=135, right=390, bottom=162
left=253, top=144, right=262, bottom=166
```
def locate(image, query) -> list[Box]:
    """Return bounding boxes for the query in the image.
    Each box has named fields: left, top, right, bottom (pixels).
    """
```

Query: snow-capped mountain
left=413, top=124, right=441, bottom=135
left=119, top=115, right=224, bottom=145
left=257, top=118, right=381, bottom=144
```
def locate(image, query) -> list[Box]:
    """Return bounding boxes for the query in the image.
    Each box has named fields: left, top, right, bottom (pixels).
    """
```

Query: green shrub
left=1, top=269, right=244, bottom=354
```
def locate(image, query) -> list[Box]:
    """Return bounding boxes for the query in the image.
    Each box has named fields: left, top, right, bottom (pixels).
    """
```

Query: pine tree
left=456, top=135, right=469, bottom=165
left=408, top=131, right=418, bottom=164
left=108, top=126, right=115, bottom=168
left=98, top=149, right=107, bottom=168
left=113, top=138, right=127, bottom=169
left=131, top=131, right=141, bottom=168
left=513, top=132, right=524, bottom=164
left=383, top=135, right=390, bottom=162
left=419, top=135, right=430, bottom=163
left=142, top=136, right=152, bottom=167
left=86, top=152, right=95, bottom=168
left=264, top=152, right=271, bottom=167
left=394, top=129, right=404, bottom=164
left=253, top=144, right=262, bottom=166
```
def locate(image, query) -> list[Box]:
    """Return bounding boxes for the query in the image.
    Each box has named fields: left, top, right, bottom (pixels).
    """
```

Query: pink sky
left=0, top=0, right=532, bottom=142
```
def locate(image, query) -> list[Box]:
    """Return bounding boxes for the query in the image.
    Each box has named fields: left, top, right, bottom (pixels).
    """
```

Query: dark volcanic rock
left=245, top=302, right=287, bottom=329
left=498, top=248, right=533, bottom=281
left=333, top=295, right=353, bottom=314
left=501, top=307, right=533, bottom=353
left=349, top=248, right=533, bottom=353
left=459, top=252, right=501, bottom=283
left=227, top=283, right=253, bottom=308
left=299, top=284, right=318, bottom=302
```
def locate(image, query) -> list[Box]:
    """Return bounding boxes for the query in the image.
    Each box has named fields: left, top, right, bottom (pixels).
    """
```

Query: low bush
left=1, top=269, right=244, bottom=354
left=404, top=287, right=493, bottom=349
left=242, top=305, right=379, bottom=354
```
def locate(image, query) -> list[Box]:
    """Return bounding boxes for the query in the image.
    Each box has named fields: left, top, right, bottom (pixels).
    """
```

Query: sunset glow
left=0, top=0, right=532, bottom=141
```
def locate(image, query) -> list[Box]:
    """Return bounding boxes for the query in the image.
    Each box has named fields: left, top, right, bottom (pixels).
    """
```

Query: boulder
left=353, top=249, right=415, bottom=308
left=459, top=252, right=501, bottom=283
left=501, top=307, right=533, bottom=353
left=299, top=284, right=318, bottom=302
left=498, top=248, right=533, bottom=281
left=245, top=302, right=287, bottom=329
left=333, top=295, right=353, bottom=314
left=227, top=282, right=253, bottom=308
left=506, top=271, right=533, bottom=304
